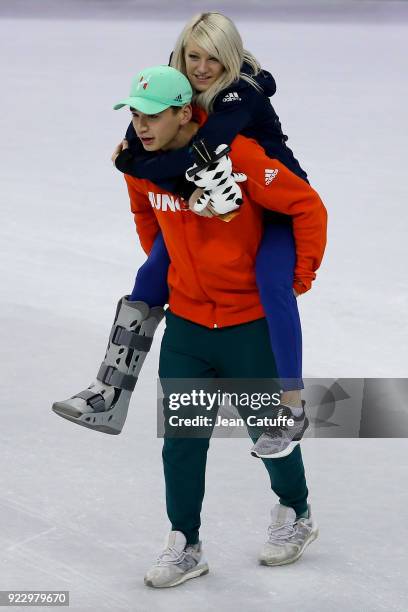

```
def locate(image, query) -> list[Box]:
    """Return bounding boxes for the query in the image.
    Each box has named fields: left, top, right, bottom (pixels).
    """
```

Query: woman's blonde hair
left=170, top=12, right=261, bottom=112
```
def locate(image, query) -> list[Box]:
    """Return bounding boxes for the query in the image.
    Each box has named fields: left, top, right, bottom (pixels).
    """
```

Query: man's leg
left=159, top=311, right=216, bottom=545
left=213, top=317, right=308, bottom=517
left=259, top=446, right=308, bottom=517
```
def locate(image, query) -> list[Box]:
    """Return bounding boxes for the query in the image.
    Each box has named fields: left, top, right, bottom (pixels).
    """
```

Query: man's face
left=184, top=39, right=224, bottom=92
left=130, top=107, right=186, bottom=151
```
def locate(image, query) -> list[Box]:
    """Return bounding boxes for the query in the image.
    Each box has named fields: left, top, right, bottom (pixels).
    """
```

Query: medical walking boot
left=52, top=296, right=164, bottom=434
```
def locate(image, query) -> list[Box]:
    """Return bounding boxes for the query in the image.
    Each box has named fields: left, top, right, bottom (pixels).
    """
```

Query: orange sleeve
left=230, top=137, right=328, bottom=294
left=124, top=175, right=161, bottom=256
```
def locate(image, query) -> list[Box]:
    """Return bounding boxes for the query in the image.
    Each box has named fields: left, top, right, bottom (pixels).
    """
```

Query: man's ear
left=180, top=104, right=193, bottom=125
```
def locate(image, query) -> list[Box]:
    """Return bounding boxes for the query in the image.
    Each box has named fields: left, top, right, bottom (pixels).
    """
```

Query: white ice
left=1, top=7, right=408, bottom=612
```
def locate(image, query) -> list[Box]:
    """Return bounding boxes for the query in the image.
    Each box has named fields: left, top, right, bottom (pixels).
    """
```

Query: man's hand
left=188, top=188, right=240, bottom=222
left=111, top=139, right=129, bottom=165
left=188, top=188, right=216, bottom=217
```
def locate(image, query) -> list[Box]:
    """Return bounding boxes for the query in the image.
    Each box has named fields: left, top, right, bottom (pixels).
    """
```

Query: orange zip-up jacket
left=125, top=113, right=327, bottom=329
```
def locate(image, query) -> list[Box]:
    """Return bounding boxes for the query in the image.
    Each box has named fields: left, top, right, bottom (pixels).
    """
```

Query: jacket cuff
left=115, top=149, right=134, bottom=174
left=293, top=278, right=311, bottom=295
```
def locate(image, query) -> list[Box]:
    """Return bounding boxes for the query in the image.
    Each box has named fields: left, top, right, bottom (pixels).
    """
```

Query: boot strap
left=74, top=389, right=106, bottom=412
left=97, top=364, right=137, bottom=391
left=112, top=325, right=153, bottom=352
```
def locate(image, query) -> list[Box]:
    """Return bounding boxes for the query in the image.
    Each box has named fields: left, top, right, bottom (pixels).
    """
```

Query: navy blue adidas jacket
left=115, top=65, right=309, bottom=190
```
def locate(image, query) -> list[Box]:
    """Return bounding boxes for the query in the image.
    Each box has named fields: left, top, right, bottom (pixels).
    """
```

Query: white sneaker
left=259, top=503, right=319, bottom=566
left=144, top=531, right=209, bottom=588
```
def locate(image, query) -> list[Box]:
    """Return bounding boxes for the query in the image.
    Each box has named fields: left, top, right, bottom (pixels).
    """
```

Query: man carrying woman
left=114, top=64, right=326, bottom=587
left=52, top=12, right=327, bottom=587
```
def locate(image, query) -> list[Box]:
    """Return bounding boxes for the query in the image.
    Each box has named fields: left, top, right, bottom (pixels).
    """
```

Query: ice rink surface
left=1, top=1, right=408, bottom=610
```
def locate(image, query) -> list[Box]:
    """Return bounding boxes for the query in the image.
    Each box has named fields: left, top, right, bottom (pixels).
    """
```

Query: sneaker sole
left=144, top=564, right=209, bottom=588
left=251, top=440, right=300, bottom=459
left=259, top=528, right=319, bottom=566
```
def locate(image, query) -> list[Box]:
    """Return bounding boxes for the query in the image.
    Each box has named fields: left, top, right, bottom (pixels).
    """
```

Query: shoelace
left=267, top=520, right=297, bottom=543
left=267, top=515, right=312, bottom=545
left=156, top=545, right=187, bottom=566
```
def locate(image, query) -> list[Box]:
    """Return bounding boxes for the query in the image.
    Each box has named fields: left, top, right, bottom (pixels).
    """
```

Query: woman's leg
left=130, top=231, right=170, bottom=306
left=255, top=221, right=303, bottom=397
left=51, top=232, right=169, bottom=434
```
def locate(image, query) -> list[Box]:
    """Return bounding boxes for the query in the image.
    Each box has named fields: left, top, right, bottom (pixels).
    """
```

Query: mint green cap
left=113, top=65, right=192, bottom=114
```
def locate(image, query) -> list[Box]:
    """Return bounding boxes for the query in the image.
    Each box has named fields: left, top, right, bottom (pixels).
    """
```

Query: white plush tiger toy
left=185, top=142, right=247, bottom=216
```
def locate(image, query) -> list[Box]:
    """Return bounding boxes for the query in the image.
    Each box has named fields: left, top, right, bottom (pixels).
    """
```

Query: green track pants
left=158, top=310, right=309, bottom=544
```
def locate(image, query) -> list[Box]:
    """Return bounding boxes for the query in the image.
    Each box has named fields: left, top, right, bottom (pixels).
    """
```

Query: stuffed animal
left=186, top=141, right=247, bottom=220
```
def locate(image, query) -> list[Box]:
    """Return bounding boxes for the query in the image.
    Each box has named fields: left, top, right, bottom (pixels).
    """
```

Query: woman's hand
left=111, top=139, right=128, bottom=165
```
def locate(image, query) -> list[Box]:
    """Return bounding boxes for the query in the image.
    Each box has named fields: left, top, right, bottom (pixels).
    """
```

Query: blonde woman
left=117, top=13, right=319, bottom=444
left=54, top=13, right=325, bottom=459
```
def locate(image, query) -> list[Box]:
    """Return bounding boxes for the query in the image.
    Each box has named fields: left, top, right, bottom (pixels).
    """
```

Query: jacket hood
left=240, top=62, right=276, bottom=97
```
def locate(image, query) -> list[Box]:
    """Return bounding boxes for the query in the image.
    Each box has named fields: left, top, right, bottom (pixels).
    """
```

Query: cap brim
left=113, top=97, right=170, bottom=114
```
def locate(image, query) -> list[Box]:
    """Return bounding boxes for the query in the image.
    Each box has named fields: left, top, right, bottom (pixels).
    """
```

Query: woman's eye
left=188, top=55, right=199, bottom=60
left=209, top=58, right=219, bottom=63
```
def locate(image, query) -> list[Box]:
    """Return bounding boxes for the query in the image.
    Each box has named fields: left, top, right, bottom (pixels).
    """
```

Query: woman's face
left=184, top=39, right=224, bottom=92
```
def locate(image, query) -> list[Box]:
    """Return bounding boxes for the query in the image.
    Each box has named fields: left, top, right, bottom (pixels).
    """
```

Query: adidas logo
left=222, top=92, right=241, bottom=103
left=174, top=94, right=183, bottom=102
left=265, top=168, right=279, bottom=185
